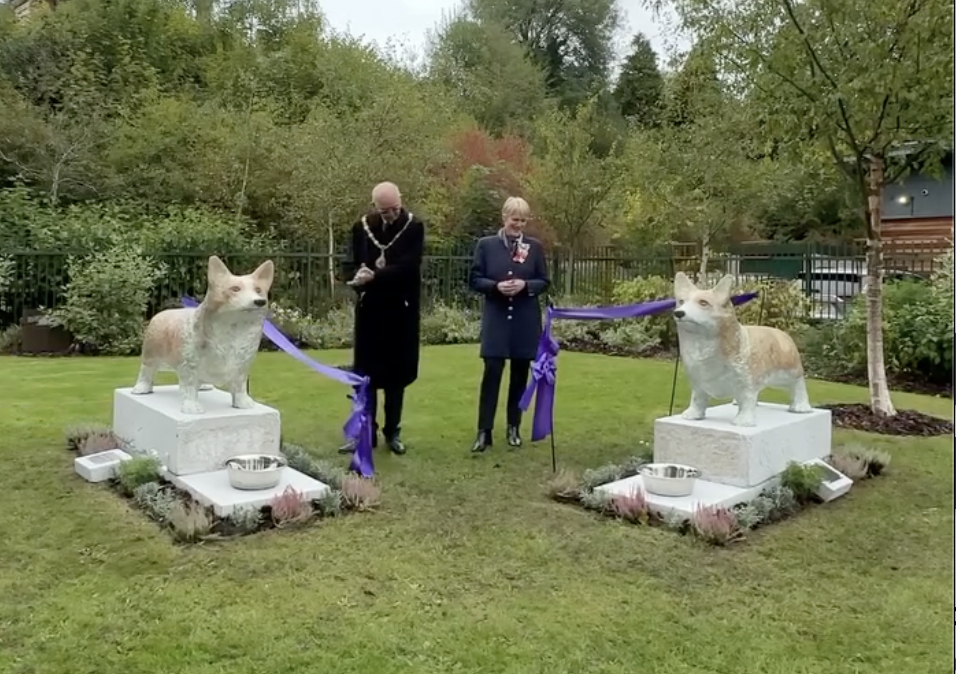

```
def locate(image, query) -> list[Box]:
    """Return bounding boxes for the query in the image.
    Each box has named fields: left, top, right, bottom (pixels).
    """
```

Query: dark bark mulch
left=819, top=403, right=954, bottom=437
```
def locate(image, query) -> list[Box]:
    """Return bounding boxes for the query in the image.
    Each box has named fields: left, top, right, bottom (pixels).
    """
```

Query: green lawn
left=0, top=345, right=952, bottom=674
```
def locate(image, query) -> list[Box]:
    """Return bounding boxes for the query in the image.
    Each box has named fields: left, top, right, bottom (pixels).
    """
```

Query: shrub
left=50, top=245, right=166, bottom=355
left=281, top=443, right=347, bottom=489
left=340, top=476, right=382, bottom=512
left=610, top=275, right=675, bottom=348
left=269, top=486, right=313, bottom=526
left=826, top=453, right=869, bottom=481
left=731, top=503, right=764, bottom=530
left=835, top=443, right=891, bottom=477
left=0, top=324, right=20, bottom=353
left=580, top=464, right=625, bottom=491
left=132, top=482, right=179, bottom=522
left=597, top=320, right=662, bottom=355
left=691, top=504, right=745, bottom=545
left=421, top=301, right=480, bottom=344
left=779, top=462, right=826, bottom=503
left=758, top=485, right=799, bottom=521
left=545, top=469, right=581, bottom=502
left=168, top=500, right=213, bottom=542
left=805, top=249, right=954, bottom=385
left=661, top=510, right=690, bottom=533
left=611, top=488, right=651, bottom=524
left=78, top=430, right=122, bottom=456
left=225, top=507, right=263, bottom=535
left=748, top=495, right=777, bottom=524
left=116, top=455, right=162, bottom=496
left=315, top=489, right=345, bottom=517
left=65, top=423, right=114, bottom=453
left=579, top=489, right=614, bottom=514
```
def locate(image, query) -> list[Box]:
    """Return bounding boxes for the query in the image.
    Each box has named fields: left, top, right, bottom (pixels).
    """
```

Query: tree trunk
left=327, top=214, right=336, bottom=299
left=698, top=235, right=710, bottom=279
left=864, top=155, right=896, bottom=416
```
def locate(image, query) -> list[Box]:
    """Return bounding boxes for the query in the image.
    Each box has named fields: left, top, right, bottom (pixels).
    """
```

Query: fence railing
left=0, top=239, right=947, bottom=328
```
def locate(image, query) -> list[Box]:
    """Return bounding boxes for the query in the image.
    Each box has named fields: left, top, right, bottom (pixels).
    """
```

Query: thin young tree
left=648, top=0, right=954, bottom=415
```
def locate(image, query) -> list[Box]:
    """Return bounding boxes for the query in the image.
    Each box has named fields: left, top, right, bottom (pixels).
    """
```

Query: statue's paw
left=681, top=408, right=705, bottom=421
left=181, top=400, right=204, bottom=415
left=130, top=383, right=152, bottom=395
left=232, top=394, right=255, bottom=410
left=788, top=403, right=812, bottom=414
left=732, top=414, right=756, bottom=427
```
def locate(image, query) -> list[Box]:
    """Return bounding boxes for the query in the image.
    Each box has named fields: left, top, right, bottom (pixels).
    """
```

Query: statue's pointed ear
left=252, top=260, right=275, bottom=290
left=207, top=255, right=230, bottom=284
left=713, top=274, right=735, bottom=304
left=674, top=271, right=696, bottom=300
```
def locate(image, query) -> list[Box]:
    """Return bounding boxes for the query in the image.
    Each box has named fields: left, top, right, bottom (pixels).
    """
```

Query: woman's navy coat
left=469, top=234, right=551, bottom=360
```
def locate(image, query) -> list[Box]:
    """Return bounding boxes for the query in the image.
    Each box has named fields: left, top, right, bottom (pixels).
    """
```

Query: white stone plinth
left=75, top=449, right=132, bottom=483
left=112, top=385, right=281, bottom=477
left=166, top=467, right=329, bottom=517
left=595, top=474, right=769, bottom=520
left=653, top=402, right=832, bottom=488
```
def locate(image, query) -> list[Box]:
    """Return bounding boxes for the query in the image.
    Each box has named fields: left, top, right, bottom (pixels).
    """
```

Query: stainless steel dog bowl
left=224, top=454, right=288, bottom=491
left=639, top=463, right=701, bottom=497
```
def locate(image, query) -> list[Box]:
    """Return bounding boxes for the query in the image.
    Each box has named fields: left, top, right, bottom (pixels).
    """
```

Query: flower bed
left=65, top=424, right=381, bottom=544
left=545, top=444, right=891, bottom=546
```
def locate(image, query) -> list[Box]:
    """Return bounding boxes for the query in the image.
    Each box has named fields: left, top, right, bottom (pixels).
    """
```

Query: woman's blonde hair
left=501, top=196, right=531, bottom=220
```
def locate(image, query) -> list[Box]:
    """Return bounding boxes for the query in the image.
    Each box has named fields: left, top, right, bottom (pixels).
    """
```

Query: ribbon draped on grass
left=180, top=297, right=374, bottom=478
left=518, top=292, right=760, bottom=442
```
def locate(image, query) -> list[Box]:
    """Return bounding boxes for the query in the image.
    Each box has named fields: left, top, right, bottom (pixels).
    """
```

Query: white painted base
left=165, top=467, right=329, bottom=518
left=74, top=449, right=132, bottom=483
left=654, top=402, right=832, bottom=488
left=805, top=458, right=853, bottom=502
left=595, top=474, right=773, bottom=519
left=112, top=385, right=281, bottom=476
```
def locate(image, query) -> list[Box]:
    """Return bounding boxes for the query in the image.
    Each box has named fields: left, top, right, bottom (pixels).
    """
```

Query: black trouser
left=477, top=357, right=531, bottom=431
left=366, top=386, right=405, bottom=439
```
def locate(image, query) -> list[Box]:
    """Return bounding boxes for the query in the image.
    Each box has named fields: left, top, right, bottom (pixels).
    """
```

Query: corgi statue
left=673, top=272, right=812, bottom=427
left=130, top=255, right=275, bottom=415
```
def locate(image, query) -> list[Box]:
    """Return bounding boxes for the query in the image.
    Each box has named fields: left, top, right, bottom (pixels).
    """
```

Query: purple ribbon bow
left=180, top=296, right=375, bottom=478
left=518, top=292, right=759, bottom=442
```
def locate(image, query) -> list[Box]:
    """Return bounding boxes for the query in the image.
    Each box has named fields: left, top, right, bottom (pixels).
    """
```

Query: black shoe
left=338, top=431, right=379, bottom=454
left=385, top=434, right=406, bottom=455
left=471, top=430, right=492, bottom=453
left=507, top=425, right=522, bottom=448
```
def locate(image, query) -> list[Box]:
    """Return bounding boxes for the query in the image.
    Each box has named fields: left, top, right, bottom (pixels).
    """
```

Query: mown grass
left=0, top=345, right=952, bottom=674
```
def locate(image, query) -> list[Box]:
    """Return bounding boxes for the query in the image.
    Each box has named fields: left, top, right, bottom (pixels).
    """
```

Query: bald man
left=340, top=182, right=425, bottom=456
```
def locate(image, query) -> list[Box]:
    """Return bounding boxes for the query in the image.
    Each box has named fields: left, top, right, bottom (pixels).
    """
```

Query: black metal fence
left=0, top=239, right=947, bottom=328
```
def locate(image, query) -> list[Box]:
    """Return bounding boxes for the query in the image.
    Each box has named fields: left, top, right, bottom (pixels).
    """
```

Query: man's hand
left=349, top=265, right=375, bottom=286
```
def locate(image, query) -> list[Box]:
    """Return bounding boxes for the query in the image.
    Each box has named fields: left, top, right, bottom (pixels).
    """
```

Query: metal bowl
left=639, top=463, right=701, bottom=497
left=224, top=454, right=288, bottom=491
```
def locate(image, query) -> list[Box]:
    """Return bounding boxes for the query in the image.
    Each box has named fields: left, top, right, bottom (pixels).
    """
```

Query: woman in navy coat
left=468, top=196, right=551, bottom=453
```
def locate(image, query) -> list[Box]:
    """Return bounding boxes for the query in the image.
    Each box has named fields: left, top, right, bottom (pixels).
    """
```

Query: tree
left=660, top=42, right=723, bottom=127
left=649, top=0, right=954, bottom=415
left=612, top=33, right=664, bottom=127
left=467, top=0, right=621, bottom=109
left=627, top=102, right=791, bottom=273
left=426, top=14, right=550, bottom=137
left=524, top=101, right=627, bottom=290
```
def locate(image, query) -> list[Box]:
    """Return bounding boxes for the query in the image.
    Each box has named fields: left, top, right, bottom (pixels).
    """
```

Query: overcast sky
left=318, top=0, right=692, bottom=72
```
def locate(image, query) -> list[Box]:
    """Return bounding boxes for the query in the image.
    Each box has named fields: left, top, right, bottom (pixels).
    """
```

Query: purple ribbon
left=518, top=292, right=759, bottom=442
left=181, top=296, right=374, bottom=478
